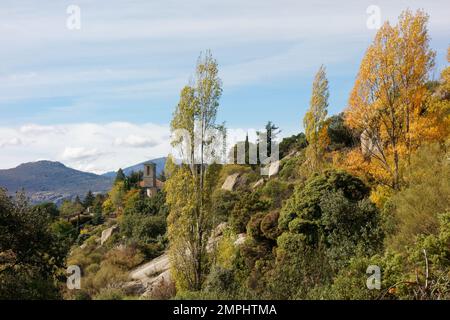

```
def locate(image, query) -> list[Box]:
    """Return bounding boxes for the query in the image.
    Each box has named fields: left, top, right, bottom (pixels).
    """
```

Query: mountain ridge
left=0, top=157, right=167, bottom=204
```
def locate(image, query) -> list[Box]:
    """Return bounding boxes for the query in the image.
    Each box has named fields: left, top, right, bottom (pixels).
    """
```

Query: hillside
left=0, top=161, right=114, bottom=204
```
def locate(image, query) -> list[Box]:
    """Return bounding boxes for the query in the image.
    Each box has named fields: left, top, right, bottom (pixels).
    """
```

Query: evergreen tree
left=114, top=168, right=126, bottom=184
left=91, top=210, right=104, bottom=226
left=83, top=190, right=95, bottom=209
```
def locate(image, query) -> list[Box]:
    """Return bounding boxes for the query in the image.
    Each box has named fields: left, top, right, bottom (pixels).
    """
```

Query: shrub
left=388, top=143, right=450, bottom=250
left=260, top=211, right=281, bottom=241
left=230, top=192, right=270, bottom=233
left=279, top=169, right=370, bottom=231
left=261, top=179, right=293, bottom=209
left=120, top=213, right=166, bottom=245
left=211, top=190, right=240, bottom=223
left=247, top=212, right=266, bottom=241
left=94, top=288, right=125, bottom=300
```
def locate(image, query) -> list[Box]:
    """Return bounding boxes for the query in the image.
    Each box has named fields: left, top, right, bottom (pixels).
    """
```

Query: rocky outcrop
left=268, top=160, right=280, bottom=177
left=127, top=252, right=171, bottom=297
left=221, top=173, right=240, bottom=191
left=101, top=225, right=119, bottom=246
left=252, top=178, right=264, bottom=189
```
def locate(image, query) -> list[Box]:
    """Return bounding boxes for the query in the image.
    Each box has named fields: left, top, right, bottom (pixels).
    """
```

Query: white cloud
left=0, top=122, right=171, bottom=174
left=0, top=137, right=22, bottom=148
left=19, top=124, right=63, bottom=135
left=61, top=147, right=102, bottom=161
left=113, top=135, right=158, bottom=148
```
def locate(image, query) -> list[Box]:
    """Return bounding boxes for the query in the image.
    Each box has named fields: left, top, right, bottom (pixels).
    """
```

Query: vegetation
left=0, top=8, right=449, bottom=300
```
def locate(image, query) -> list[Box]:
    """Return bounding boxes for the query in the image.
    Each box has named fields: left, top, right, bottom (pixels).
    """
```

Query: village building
left=139, top=162, right=164, bottom=197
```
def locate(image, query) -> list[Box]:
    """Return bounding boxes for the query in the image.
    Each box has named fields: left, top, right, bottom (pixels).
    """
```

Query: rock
left=260, top=160, right=280, bottom=177
left=101, top=225, right=118, bottom=246
left=212, top=222, right=228, bottom=238
left=252, top=178, right=264, bottom=189
left=268, top=160, right=280, bottom=177
left=130, top=253, right=170, bottom=282
left=234, top=233, right=247, bottom=246
left=129, top=252, right=172, bottom=298
left=142, top=270, right=173, bottom=298
left=221, top=173, right=240, bottom=191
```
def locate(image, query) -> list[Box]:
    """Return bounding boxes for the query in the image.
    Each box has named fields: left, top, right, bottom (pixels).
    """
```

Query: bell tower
left=143, top=162, right=157, bottom=197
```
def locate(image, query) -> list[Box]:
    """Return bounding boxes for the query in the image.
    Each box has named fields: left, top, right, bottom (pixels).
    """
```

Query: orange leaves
left=344, top=10, right=438, bottom=189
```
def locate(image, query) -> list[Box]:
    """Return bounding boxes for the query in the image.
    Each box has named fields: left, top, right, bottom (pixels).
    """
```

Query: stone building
left=140, top=162, right=164, bottom=198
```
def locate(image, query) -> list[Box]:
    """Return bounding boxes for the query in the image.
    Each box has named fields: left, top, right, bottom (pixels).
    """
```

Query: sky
left=0, top=0, right=448, bottom=174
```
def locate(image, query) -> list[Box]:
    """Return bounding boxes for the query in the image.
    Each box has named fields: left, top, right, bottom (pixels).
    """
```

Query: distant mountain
left=0, top=161, right=114, bottom=205
left=0, top=157, right=167, bottom=205
left=102, top=157, right=166, bottom=179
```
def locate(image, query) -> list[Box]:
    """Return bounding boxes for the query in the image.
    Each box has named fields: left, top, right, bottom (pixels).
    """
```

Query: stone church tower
left=143, top=162, right=158, bottom=197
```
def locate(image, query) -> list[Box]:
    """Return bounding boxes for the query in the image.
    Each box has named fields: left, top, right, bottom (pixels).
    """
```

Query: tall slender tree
left=167, top=50, right=223, bottom=291
left=303, top=65, right=329, bottom=170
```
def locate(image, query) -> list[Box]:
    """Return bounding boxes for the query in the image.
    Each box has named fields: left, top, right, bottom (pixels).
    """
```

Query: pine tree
left=114, top=168, right=126, bottom=184
left=83, top=190, right=95, bottom=209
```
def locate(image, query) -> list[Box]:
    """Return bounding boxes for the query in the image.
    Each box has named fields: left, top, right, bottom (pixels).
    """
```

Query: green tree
left=0, top=190, right=68, bottom=299
left=60, top=199, right=84, bottom=218
left=83, top=190, right=95, bottom=209
left=326, top=113, right=355, bottom=151
left=127, top=171, right=143, bottom=189
left=109, top=181, right=126, bottom=215
left=279, top=132, right=307, bottom=158
left=114, top=168, right=126, bottom=184
left=167, top=50, right=223, bottom=292
left=256, top=121, right=280, bottom=164
left=91, top=211, right=104, bottom=226
left=92, top=194, right=106, bottom=215
left=31, top=202, right=59, bottom=220
left=303, top=65, right=329, bottom=170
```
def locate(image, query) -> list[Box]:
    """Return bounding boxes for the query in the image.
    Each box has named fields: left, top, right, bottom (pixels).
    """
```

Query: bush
left=279, top=169, right=370, bottom=231
left=204, top=267, right=238, bottom=299
left=247, top=212, right=266, bottom=241
left=279, top=133, right=308, bottom=158
left=320, top=191, right=384, bottom=270
left=278, top=153, right=306, bottom=181
left=261, top=179, right=293, bottom=209
left=0, top=190, right=68, bottom=299
left=211, top=190, right=240, bottom=223
left=94, top=288, right=125, bottom=300
left=230, top=192, right=270, bottom=233
left=72, top=290, right=92, bottom=300
left=388, top=143, right=450, bottom=250
left=120, top=213, right=166, bottom=245
left=260, top=211, right=281, bottom=240
left=149, top=279, right=176, bottom=300
left=269, top=233, right=332, bottom=299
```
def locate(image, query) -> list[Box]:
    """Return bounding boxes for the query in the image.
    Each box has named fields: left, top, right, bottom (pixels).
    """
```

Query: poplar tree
left=166, top=50, right=223, bottom=291
left=303, top=65, right=329, bottom=170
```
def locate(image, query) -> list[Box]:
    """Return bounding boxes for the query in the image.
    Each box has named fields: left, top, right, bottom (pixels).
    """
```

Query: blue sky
left=0, top=0, right=448, bottom=173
